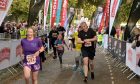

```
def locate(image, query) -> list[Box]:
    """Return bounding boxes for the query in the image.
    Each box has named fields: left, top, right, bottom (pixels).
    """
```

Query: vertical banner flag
left=39, top=10, right=42, bottom=24
left=51, top=0, right=58, bottom=28
left=49, top=0, right=52, bottom=28
left=105, top=0, right=110, bottom=28
left=0, top=0, right=13, bottom=26
left=109, top=0, right=121, bottom=35
left=60, top=0, right=68, bottom=27
left=56, top=0, right=63, bottom=24
left=98, top=0, right=110, bottom=33
left=44, top=0, right=50, bottom=30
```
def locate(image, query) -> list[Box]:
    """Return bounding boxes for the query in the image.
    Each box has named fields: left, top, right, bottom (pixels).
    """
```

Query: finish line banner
left=0, top=0, right=13, bottom=26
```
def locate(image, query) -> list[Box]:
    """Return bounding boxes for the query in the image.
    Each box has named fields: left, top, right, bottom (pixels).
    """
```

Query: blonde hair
left=27, top=27, right=37, bottom=37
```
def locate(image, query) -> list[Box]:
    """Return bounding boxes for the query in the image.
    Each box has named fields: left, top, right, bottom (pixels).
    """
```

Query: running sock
left=91, top=72, right=94, bottom=80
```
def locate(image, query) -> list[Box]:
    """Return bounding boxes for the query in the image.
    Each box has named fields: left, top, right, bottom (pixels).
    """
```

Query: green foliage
left=82, top=3, right=96, bottom=18
left=69, top=0, right=101, bottom=19
left=115, top=2, right=132, bottom=24
left=8, top=0, right=29, bottom=22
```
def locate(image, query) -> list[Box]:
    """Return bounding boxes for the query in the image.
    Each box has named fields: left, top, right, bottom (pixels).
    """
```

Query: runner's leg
left=58, top=50, right=64, bottom=64
left=32, top=71, right=39, bottom=84
left=83, top=57, right=89, bottom=82
left=89, top=59, right=95, bottom=79
left=83, top=57, right=89, bottom=77
left=24, top=66, right=31, bottom=84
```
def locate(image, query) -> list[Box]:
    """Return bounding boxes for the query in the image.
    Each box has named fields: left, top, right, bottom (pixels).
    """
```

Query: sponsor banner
left=0, top=0, right=13, bottom=26
left=135, top=47, right=140, bottom=75
left=10, top=40, right=22, bottom=66
left=60, top=0, right=68, bottom=27
left=109, top=0, right=121, bottom=35
left=0, top=40, right=22, bottom=70
left=56, top=0, right=63, bottom=24
left=0, top=41, right=10, bottom=70
left=51, top=0, right=58, bottom=28
left=44, top=0, right=50, bottom=30
left=126, top=43, right=136, bottom=72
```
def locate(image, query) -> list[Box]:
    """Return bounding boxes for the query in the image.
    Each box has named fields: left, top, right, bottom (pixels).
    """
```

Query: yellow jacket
left=20, top=28, right=27, bottom=39
left=74, top=31, right=82, bottom=51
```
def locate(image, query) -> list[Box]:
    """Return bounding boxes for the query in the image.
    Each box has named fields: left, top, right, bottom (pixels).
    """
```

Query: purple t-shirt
left=21, top=38, right=43, bottom=64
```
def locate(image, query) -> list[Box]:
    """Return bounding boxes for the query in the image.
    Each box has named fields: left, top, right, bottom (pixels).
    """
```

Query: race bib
left=57, top=44, right=64, bottom=50
left=52, top=33, right=57, bottom=37
left=84, top=42, right=92, bottom=47
left=26, top=55, right=36, bottom=65
left=59, top=31, right=63, bottom=34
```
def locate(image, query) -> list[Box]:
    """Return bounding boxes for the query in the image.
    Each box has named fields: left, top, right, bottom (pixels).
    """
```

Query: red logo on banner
left=0, top=47, right=10, bottom=62
left=0, top=0, right=8, bottom=10
left=128, top=49, right=132, bottom=62
left=111, top=0, right=118, bottom=17
left=51, top=0, right=58, bottom=28
left=60, top=0, right=68, bottom=27
left=16, top=45, right=22, bottom=57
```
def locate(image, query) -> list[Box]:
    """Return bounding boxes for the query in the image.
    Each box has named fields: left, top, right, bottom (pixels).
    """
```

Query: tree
left=113, top=0, right=133, bottom=25
left=8, top=0, right=29, bottom=22
left=27, top=0, right=45, bottom=26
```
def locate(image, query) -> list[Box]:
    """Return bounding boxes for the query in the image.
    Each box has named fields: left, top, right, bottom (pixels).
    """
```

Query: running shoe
left=83, top=76, right=88, bottom=83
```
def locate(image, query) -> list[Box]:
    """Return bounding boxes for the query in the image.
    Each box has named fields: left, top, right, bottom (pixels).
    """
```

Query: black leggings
left=57, top=50, right=64, bottom=64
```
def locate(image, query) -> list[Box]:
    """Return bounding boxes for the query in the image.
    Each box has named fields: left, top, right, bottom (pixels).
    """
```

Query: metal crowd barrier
left=105, top=36, right=137, bottom=80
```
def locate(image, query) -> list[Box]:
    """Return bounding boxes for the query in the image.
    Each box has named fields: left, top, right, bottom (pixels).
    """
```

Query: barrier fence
left=0, top=39, right=22, bottom=75
left=104, top=35, right=140, bottom=80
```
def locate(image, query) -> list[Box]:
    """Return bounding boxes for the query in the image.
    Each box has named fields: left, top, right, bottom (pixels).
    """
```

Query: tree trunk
left=27, top=0, right=45, bottom=26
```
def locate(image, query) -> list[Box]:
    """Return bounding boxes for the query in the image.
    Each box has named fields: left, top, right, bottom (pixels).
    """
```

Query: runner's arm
left=77, top=38, right=84, bottom=44
left=84, top=36, right=97, bottom=42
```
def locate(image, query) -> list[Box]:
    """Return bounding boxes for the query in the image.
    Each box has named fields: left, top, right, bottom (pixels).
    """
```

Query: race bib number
left=26, top=55, right=36, bottom=64
left=84, top=42, right=92, bottom=47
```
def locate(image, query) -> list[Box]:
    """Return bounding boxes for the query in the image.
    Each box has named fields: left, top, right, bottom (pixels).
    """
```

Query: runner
left=57, top=23, right=66, bottom=39
left=54, top=34, right=69, bottom=65
left=68, top=26, right=75, bottom=50
left=48, top=25, right=59, bottom=59
left=21, top=28, right=44, bottom=84
left=77, top=22, right=97, bottom=82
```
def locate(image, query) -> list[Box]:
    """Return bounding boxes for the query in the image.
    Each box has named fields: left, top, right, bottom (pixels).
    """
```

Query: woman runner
left=21, top=28, right=44, bottom=84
